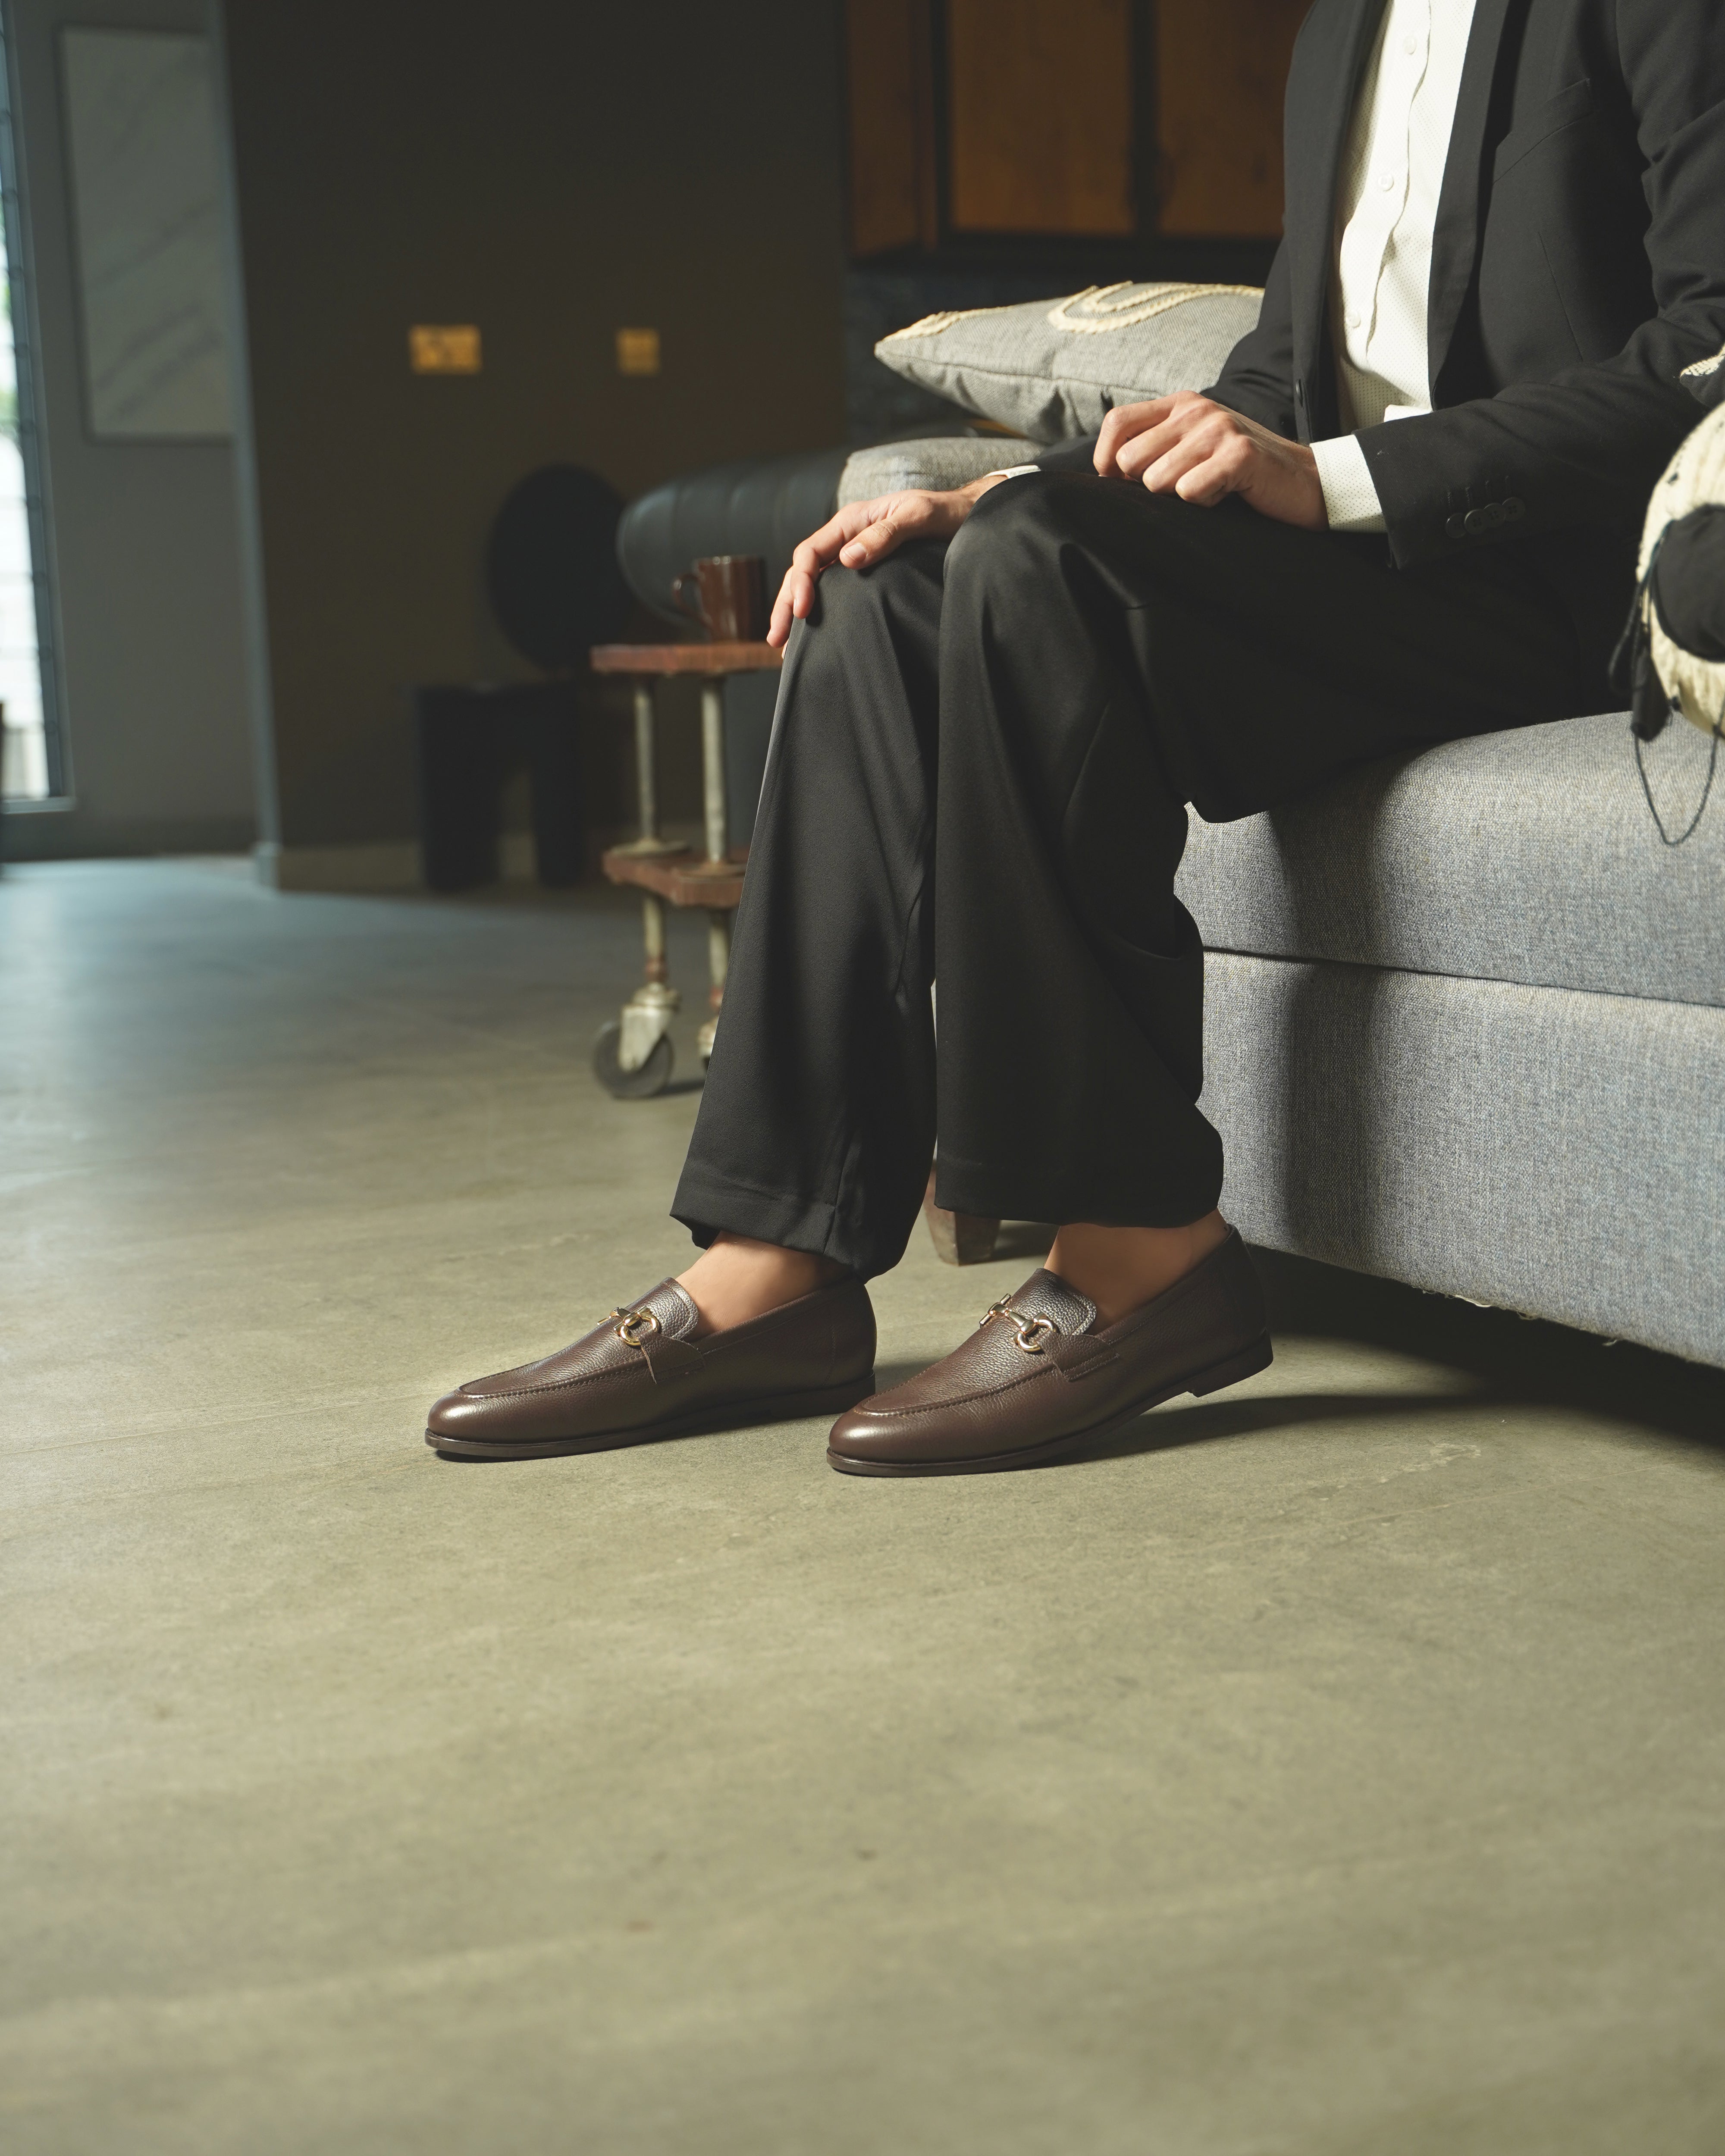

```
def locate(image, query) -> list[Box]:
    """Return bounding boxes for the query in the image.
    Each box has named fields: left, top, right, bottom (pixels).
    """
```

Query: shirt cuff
left=982, top=464, right=1041, bottom=481
left=1311, top=434, right=1386, bottom=533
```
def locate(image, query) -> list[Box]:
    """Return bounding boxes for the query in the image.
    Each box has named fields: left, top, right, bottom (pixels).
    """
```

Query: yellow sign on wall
left=408, top=325, right=482, bottom=374
left=616, top=327, right=661, bottom=376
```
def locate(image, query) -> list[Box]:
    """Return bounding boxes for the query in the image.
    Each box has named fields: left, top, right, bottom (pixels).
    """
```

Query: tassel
left=1608, top=594, right=1640, bottom=698
left=1630, top=636, right=1672, bottom=741
left=1615, top=529, right=1674, bottom=742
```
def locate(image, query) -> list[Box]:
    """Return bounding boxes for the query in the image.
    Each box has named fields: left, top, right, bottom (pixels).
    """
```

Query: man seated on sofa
left=427, top=0, right=1725, bottom=1473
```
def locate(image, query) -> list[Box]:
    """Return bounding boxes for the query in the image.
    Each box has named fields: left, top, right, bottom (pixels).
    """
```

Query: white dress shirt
left=1311, top=0, right=1479, bottom=531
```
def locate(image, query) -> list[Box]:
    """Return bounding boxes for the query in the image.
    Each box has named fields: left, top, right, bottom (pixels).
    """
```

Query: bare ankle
left=676, top=1234, right=847, bottom=1334
left=1046, top=1213, right=1229, bottom=1329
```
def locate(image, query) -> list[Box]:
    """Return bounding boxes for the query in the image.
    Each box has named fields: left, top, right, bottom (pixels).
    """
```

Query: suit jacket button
left=1482, top=501, right=1505, bottom=528
left=1464, top=508, right=1487, bottom=535
left=1446, top=512, right=1468, bottom=538
left=1502, top=496, right=1525, bottom=519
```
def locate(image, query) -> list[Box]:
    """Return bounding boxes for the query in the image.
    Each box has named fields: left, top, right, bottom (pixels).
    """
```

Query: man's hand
left=1095, top=394, right=1327, bottom=531
left=766, top=474, right=1007, bottom=647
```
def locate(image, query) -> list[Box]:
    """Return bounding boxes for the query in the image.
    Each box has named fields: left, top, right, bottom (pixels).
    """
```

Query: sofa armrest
left=615, top=436, right=1051, bottom=625
left=616, top=447, right=852, bottom=627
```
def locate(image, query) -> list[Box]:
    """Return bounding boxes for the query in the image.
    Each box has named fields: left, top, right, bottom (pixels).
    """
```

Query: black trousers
left=672, top=471, right=1595, bottom=1280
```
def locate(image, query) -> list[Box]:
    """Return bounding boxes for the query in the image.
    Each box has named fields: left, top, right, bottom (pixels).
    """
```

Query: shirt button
left=1403, top=34, right=1419, bottom=53
left=1378, top=172, right=1397, bottom=191
left=1345, top=310, right=1361, bottom=329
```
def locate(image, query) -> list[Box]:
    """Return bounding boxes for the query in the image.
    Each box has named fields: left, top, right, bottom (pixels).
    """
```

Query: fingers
left=790, top=494, right=899, bottom=581
left=1095, top=397, right=1173, bottom=474
left=1143, top=423, right=1237, bottom=497
left=836, top=514, right=905, bottom=567
left=1113, top=418, right=1188, bottom=482
left=765, top=498, right=890, bottom=646
left=763, top=490, right=961, bottom=646
left=793, top=505, right=870, bottom=573
left=838, top=485, right=961, bottom=566
left=1113, top=397, right=1226, bottom=480
left=1094, top=395, right=1181, bottom=475
left=767, top=564, right=812, bottom=647
left=1124, top=402, right=1258, bottom=502
left=1171, top=439, right=1250, bottom=508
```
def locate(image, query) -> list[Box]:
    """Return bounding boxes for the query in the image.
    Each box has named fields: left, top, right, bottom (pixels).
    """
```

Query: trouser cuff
left=932, top=1144, right=1224, bottom=1235
left=670, top=1162, right=911, bottom=1283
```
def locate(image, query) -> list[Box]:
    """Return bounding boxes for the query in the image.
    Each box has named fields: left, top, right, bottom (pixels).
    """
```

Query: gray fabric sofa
left=618, top=441, right=1725, bottom=1371
left=1181, top=716, right=1723, bottom=1371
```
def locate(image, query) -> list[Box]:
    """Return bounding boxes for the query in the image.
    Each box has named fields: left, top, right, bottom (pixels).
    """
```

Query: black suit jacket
left=1073, top=0, right=1725, bottom=682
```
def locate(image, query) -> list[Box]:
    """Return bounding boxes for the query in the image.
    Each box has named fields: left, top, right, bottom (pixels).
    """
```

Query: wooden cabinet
left=844, top=0, right=937, bottom=256
left=1156, top=0, right=1306, bottom=237
left=845, top=0, right=1308, bottom=258
left=946, top=0, right=1135, bottom=238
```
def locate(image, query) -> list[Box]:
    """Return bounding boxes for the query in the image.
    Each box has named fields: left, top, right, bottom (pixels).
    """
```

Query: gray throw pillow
left=875, top=282, right=1263, bottom=445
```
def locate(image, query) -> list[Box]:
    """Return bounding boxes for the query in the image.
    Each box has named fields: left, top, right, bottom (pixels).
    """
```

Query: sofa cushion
left=1176, top=711, right=1725, bottom=1009
left=875, top=282, right=1263, bottom=444
left=837, top=435, right=1038, bottom=507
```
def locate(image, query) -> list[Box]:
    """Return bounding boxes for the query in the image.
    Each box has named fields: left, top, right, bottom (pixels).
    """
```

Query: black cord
left=1633, top=705, right=1723, bottom=846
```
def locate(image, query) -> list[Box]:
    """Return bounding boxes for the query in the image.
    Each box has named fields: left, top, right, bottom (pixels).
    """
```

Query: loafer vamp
left=852, top=1326, right=1059, bottom=1416
left=427, top=1275, right=878, bottom=1451
left=427, top=1357, right=660, bottom=1445
left=455, top=1322, right=646, bottom=1398
left=427, top=1278, right=704, bottom=1445
left=831, top=1349, right=1081, bottom=1465
left=830, top=1237, right=1270, bottom=1470
left=831, top=1269, right=1103, bottom=1463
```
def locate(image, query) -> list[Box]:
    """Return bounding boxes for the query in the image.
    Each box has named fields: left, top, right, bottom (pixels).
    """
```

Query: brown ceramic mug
left=671, top=554, right=768, bottom=642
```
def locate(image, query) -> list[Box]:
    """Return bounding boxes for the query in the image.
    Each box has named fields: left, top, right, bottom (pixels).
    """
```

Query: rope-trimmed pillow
left=874, top=282, right=1263, bottom=444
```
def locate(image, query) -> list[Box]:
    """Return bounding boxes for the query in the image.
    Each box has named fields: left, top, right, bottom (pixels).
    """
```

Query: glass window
left=0, top=17, right=59, bottom=804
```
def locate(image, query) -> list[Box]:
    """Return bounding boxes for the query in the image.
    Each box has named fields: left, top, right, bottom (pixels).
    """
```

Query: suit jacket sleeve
left=1032, top=434, right=1103, bottom=473
left=1204, top=237, right=1299, bottom=438
left=1364, top=0, right=1725, bottom=570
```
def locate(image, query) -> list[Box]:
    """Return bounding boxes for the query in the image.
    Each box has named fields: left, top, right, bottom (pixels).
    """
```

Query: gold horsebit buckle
left=609, top=1305, right=663, bottom=1351
left=979, top=1297, right=1060, bottom=1356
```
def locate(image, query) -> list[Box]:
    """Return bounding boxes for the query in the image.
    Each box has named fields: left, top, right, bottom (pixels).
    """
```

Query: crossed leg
left=674, top=470, right=1587, bottom=1321
left=427, top=473, right=1589, bottom=1466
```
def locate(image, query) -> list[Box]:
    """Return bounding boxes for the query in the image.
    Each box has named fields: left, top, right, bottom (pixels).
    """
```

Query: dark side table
left=411, top=680, right=583, bottom=891
left=588, top=640, right=782, bottom=1097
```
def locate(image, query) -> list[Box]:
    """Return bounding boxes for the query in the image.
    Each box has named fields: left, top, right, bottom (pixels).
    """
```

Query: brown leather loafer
left=426, top=1275, right=875, bottom=1460
left=827, top=1229, right=1270, bottom=1476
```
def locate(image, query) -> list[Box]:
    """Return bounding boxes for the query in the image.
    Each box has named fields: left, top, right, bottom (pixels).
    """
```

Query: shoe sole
left=826, top=1335, right=1273, bottom=1477
left=425, top=1373, right=875, bottom=1461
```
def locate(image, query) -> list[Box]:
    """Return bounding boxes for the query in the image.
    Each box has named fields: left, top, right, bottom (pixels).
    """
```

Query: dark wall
left=220, top=0, right=847, bottom=852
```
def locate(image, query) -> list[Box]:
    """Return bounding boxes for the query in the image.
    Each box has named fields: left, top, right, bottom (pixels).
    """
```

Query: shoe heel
left=1188, top=1335, right=1273, bottom=1398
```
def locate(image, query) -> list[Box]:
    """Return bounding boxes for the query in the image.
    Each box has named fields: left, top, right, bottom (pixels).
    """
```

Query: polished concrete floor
left=4, top=857, right=1724, bottom=2156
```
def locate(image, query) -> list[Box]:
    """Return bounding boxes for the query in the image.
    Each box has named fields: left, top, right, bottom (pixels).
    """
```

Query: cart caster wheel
left=593, top=1020, right=674, bottom=1100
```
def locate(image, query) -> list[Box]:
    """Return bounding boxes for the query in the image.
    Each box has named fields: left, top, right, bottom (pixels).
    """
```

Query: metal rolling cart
left=589, top=640, right=782, bottom=1098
